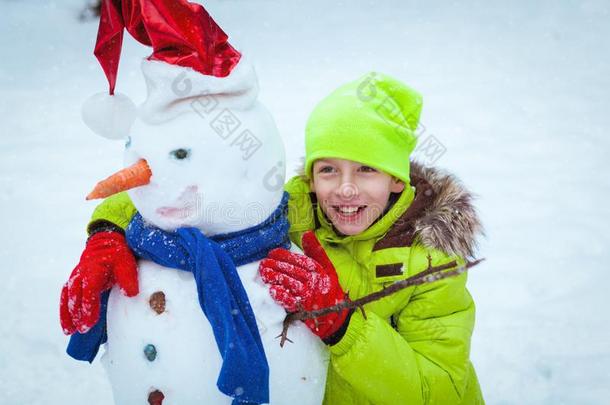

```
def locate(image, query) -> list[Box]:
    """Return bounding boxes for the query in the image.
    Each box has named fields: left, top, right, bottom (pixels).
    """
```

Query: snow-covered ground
left=1, top=0, right=609, bottom=403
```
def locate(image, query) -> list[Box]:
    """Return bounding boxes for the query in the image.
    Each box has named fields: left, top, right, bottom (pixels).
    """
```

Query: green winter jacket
left=87, top=163, right=484, bottom=405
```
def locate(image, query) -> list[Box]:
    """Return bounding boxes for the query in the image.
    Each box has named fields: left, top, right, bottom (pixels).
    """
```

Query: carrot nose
left=86, top=159, right=152, bottom=200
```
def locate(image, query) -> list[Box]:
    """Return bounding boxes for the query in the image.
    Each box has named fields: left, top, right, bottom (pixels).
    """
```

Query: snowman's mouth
left=156, top=185, right=199, bottom=219
left=156, top=206, right=190, bottom=218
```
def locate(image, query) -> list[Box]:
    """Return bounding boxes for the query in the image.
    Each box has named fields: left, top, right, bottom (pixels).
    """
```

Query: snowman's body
left=102, top=243, right=328, bottom=404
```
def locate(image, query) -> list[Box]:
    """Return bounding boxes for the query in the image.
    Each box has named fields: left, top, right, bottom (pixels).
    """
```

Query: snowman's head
left=86, top=99, right=286, bottom=235
left=125, top=102, right=285, bottom=234
left=83, top=56, right=289, bottom=235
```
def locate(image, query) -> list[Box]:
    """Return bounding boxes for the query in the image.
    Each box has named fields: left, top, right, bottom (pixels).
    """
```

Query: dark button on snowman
left=79, top=1, right=327, bottom=403
left=149, top=291, right=165, bottom=315
left=143, top=344, right=157, bottom=362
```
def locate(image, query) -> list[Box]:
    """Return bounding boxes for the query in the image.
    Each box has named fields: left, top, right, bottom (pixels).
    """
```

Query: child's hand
left=259, top=231, right=351, bottom=341
left=59, top=231, right=139, bottom=335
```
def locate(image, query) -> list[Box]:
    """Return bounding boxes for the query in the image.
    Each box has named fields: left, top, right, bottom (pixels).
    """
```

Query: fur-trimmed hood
left=409, top=161, right=483, bottom=259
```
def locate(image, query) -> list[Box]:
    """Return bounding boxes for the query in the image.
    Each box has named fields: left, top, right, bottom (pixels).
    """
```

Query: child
left=61, top=72, right=484, bottom=404
left=259, top=73, right=484, bottom=404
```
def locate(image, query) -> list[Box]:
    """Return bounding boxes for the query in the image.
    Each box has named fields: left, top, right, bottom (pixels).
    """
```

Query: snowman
left=63, top=1, right=327, bottom=404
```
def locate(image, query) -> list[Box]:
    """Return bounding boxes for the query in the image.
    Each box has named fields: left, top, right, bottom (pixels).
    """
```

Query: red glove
left=60, top=231, right=138, bottom=335
left=259, top=231, right=351, bottom=341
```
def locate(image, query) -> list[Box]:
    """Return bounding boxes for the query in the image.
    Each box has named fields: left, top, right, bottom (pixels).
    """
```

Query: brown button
left=148, top=389, right=164, bottom=405
left=149, top=291, right=166, bottom=314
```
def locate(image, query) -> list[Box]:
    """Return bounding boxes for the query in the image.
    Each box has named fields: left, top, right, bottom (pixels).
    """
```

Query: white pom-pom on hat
left=81, top=92, right=137, bottom=140
left=84, top=0, right=253, bottom=139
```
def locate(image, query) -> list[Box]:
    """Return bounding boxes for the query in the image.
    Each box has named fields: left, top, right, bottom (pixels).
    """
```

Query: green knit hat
left=305, top=72, right=423, bottom=184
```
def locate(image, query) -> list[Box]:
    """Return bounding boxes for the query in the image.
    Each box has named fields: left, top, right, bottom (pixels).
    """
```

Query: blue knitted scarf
left=67, top=193, right=290, bottom=405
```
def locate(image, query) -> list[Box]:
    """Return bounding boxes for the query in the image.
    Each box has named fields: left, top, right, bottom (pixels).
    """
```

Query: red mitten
left=60, top=231, right=138, bottom=335
left=259, top=231, right=351, bottom=341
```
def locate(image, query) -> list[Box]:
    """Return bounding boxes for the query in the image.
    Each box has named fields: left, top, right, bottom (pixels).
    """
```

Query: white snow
left=1, top=0, right=609, bottom=404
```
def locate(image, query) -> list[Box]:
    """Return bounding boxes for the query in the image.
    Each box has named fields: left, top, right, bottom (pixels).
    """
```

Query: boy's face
left=310, top=158, right=405, bottom=236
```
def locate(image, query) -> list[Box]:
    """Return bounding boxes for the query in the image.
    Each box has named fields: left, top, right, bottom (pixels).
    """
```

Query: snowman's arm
left=87, top=191, right=137, bottom=235
left=284, top=176, right=317, bottom=249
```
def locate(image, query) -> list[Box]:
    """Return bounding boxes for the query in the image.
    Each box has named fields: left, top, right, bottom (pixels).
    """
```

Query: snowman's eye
left=170, top=148, right=191, bottom=160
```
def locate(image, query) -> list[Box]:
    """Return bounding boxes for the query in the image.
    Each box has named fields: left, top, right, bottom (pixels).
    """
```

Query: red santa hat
left=82, top=0, right=258, bottom=138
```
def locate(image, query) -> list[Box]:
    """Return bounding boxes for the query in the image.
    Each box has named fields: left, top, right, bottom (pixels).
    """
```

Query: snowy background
left=1, top=0, right=609, bottom=403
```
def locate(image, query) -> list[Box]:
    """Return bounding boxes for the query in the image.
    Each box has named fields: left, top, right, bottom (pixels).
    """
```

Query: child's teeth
left=339, top=206, right=359, bottom=213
